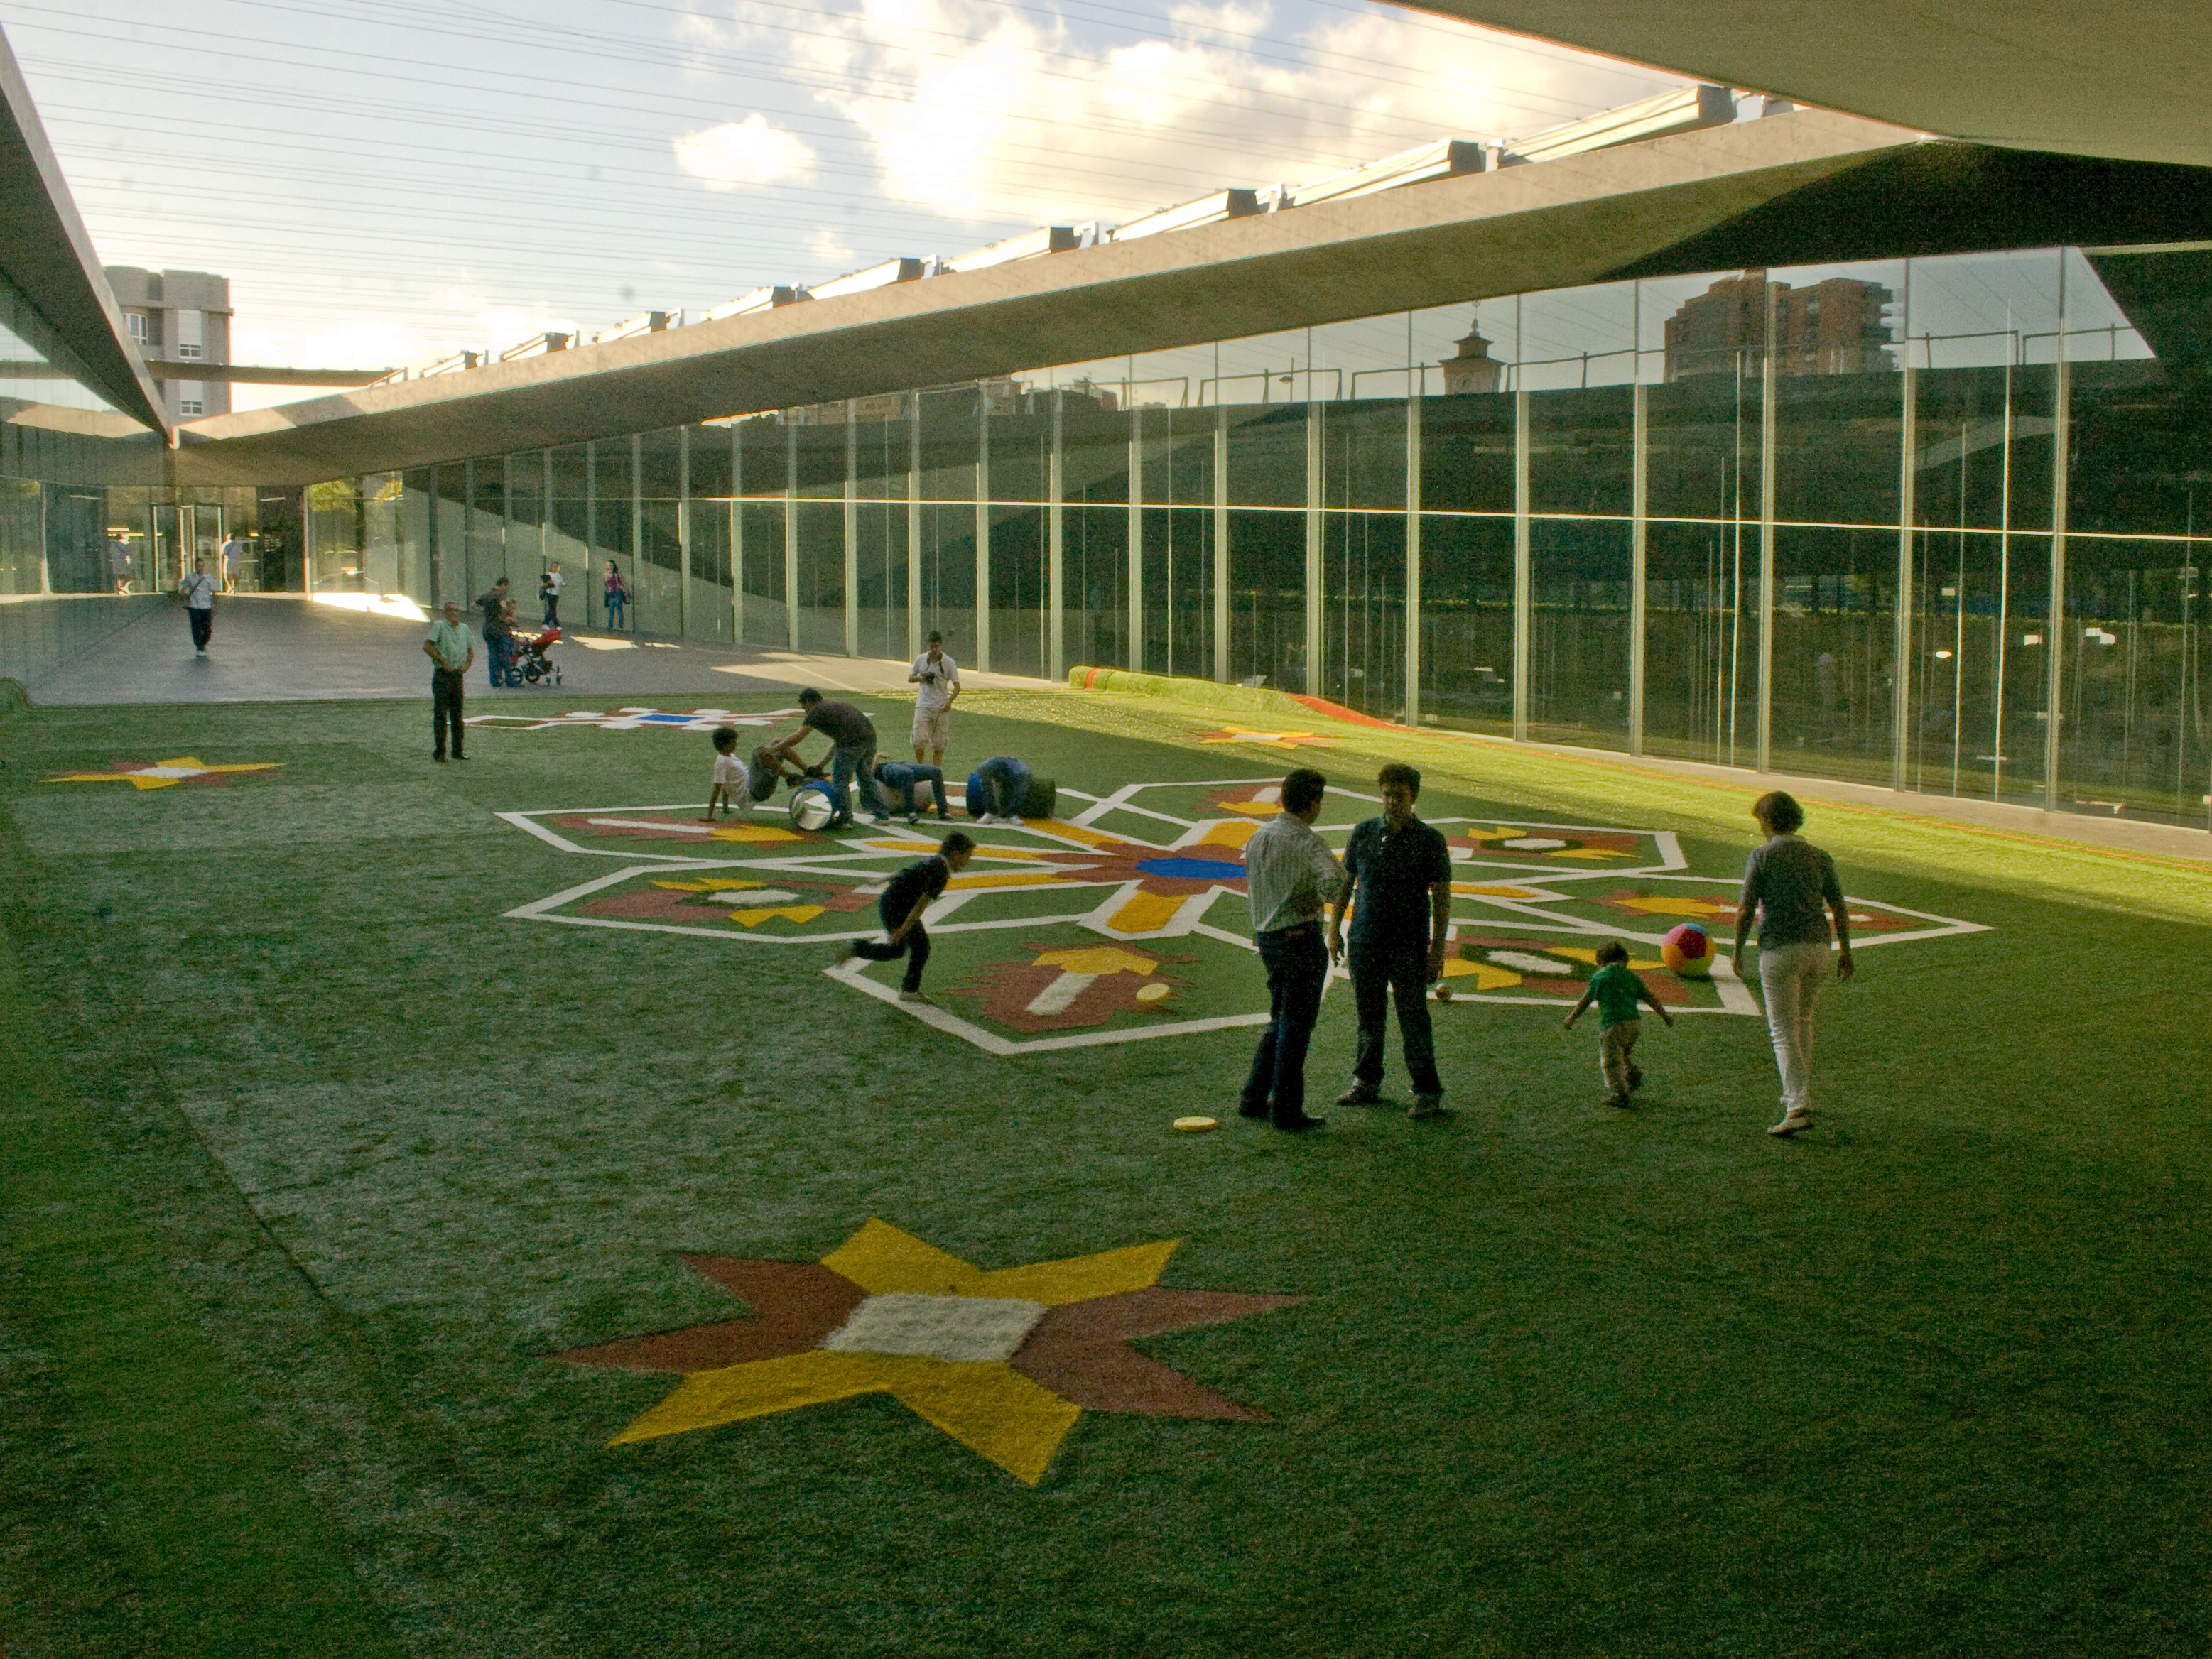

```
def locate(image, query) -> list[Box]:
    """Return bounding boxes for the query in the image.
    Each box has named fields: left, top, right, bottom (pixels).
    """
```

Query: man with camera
left=908, top=630, right=961, bottom=767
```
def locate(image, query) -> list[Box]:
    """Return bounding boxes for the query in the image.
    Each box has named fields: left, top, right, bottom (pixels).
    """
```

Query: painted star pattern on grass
left=43, top=756, right=283, bottom=790
left=548, top=1219, right=1301, bottom=1484
left=1193, top=727, right=1335, bottom=749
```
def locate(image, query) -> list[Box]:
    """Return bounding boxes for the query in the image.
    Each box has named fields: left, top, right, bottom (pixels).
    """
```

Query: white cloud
left=688, top=0, right=1684, bottom=229
left=673, top=113, right=820, bottom=190
left=808, top=226, right=859, bottom=267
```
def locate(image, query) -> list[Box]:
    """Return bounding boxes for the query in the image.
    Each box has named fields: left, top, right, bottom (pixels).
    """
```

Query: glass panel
left=1061, top=397, right=1128, bottom=507
left=1320, top=508, right=1405, bottom=718
left=792, top=499, right=843, bottom=653
left=738, top=499, right=786, bottom=646
left=916, top=502, right=976, bottom=661
left=1529, top=384, right=1632, bottom=518
left=989, top=504, right=1048, bottom=678
left=1225, top=506, right=1302, bottom=690
left=1064, top=503, right=1129, bottom=670
left=1527, top=518, right=1630, bottom=749
left=855, top=499, right=906, bottom=659
left=1416, top=513, right=1513, bottom=736
left=1225, top=406, right=1303, bottom=509
left=1772, top=526, right=1897, bottom=784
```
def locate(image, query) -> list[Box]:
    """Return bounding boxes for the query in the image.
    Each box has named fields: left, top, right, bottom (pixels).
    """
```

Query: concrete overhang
left=173, top=110, right=2212, bottom=486
left=0, top=28, right=167, bottom=435
left=1398, top=0, right=2212, bottom=170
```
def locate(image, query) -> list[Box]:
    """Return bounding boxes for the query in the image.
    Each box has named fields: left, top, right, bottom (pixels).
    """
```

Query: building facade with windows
left=104, top=266, right=232, bottom=421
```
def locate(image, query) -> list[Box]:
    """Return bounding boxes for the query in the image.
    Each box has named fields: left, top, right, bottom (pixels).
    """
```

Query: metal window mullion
left=1127, top=408, right=1144, bottom=670
left=2045, top=352, right=2071, bottom=810
left=1630, top=382, right=1648, bottom=756
left=784, top=420, right=799, bottom=653
left=629, top=435, right=643, bottom=631
left=844, top=404, right=860, bottom=658
left=1512, top=388, right=1531, bottom=742
left=1048, top=391, right=1066, bottom=680
left=678, top=425, right=692, bottom=639
left=975, top=393, right=992, bottom=671
left=1212, top=404, right=1229, bottom=683
left=1755, top=285, right=1778, bottom=776
left=906, top=401, right=923, bottom=659
left=1404, top=395, right=1422, bottom=727
left=1305, top=403, right=1323, bottom=698
left=730, top=423, right=743, bottom=643
left=1892, top=364, right=1917, bottom=788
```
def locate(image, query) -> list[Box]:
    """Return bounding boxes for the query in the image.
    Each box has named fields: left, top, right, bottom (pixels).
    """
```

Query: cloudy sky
left=0, top=0, right=1686, bottom=406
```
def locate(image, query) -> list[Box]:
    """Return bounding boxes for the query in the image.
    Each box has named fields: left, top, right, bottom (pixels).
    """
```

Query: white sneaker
left=1768, top=1110, right=1813, bottom=1137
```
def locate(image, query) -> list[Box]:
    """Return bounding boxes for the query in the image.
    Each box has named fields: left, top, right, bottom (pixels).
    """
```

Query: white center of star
left=819, top=1293, right=1047, bottom=1364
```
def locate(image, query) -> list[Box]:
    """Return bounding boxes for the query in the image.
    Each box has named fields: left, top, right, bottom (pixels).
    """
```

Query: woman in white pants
left=1730, top=791, right=1855, bottom=1136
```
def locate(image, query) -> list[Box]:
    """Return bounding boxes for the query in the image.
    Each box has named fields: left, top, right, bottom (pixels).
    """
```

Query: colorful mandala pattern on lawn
left=500, top=778, right=1987, bottom=1053
left=43, top=756, right=283, bottom=790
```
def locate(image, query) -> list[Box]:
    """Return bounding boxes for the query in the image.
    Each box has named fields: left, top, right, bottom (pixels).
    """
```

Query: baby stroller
left=514, top=623, right=563, bottom=685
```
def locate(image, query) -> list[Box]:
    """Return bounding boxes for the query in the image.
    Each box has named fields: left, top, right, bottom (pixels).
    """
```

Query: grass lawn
left=3, top=684, right=2209, bottom=1658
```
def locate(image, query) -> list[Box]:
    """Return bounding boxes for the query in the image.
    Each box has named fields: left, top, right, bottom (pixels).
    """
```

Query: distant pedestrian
left=541, top=560, right=564, bottom=626
left=908, top=631, right=960, bottom=766
left=179, top=559, right=217, bottom=653
left=1240, top=766, right=1345, bottom=1132
left=767, top=689, right=887, bottom=830
left=841, top=832, right=976, bottom=1003
left=109, top=535, right=132, bottom=594
left=1564, top=940, right=1674, bottom=1109
left=1730, top=790, right=1855, bottom=1138
left=220, top=532, right=246, bottom=592
left=1329, top=763, right=1452, bottom=1119
left=604, top=561, right=628, bottom=629
left=421, top=599, right=476, bottom=761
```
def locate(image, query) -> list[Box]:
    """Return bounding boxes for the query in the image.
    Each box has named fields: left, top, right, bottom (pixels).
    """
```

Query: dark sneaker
left=1605, top=1092, right=1632, bottom=1109
left=1627, top=1065, right=1644, bottom=1092
left=1275, top=1114, right=1328, bottom=1132
left=1335, top=1082, right=1382, bottom=1106
left=1237, top=1101, right=1269, bottom=1119
left=1407, top=1094, right=1444, bottom=1119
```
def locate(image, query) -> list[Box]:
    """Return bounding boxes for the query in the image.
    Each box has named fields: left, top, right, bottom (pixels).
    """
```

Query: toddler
left=1563, top=940, right=1675, bottom=1108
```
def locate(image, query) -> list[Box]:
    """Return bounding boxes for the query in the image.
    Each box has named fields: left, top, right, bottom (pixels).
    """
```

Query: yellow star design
left=43, top=756, right=282, bottom=790
left=604, top=1220, right=1180, bottom=1484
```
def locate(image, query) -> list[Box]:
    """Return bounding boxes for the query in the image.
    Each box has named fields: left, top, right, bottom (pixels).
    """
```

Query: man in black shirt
left=769, top=688, right=889, bottom=829
left=1328, top=762, right=1453, bottom=1118
left=842, top=832, right=976, bottom=1001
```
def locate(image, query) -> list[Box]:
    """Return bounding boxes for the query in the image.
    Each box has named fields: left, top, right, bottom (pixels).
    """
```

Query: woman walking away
left=1730, top=791, right=1855, bottom=1138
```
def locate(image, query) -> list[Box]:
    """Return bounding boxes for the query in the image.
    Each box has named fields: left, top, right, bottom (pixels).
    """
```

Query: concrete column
left=730, top=424, right=743, bottom=643
left=677, top=425, right=693, bottom=640
left=975, top=391, right=992, bottom=671
left=1512, top=388, right=1531, bottom=741
left=629, top=435, right=643, bottom=632
left=1304, top=404, right=1324, bottom=697
left=1213, top=405, right=1230, bottom=683
left=843, top=404, right=859, bottom=658
left=1892, top=364, right=1917, bottom=788
left=1630, top=382, right=1648, bottom=756
left=1403, top=395, right=1422, bottom=727
left=1048, top=392, right=1066, bottom=680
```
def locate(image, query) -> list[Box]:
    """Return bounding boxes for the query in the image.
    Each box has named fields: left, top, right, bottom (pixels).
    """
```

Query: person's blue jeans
left=1350, top=937, right=1441, bottom=1097
left=1241, top=926, right=1328, bottom=1125
left=830, top=739, right=886, bottom=824
left=977, top=757, right=1031, bottom=817
left=883, top=766, right=945, bottom=817
left=487, top=636, right=509, bottom=687
left=607, top=594, right=625, bottom=629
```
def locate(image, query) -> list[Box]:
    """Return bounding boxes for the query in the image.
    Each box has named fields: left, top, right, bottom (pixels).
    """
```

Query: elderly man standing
left=1330, top=762, right=1453, bottom=1119
left=1238, top=766, right=1345, bottom=1133
left=421, top=599, right=477, bottom=761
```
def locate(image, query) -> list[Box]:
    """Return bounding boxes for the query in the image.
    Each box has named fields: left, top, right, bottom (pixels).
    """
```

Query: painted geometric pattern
left=502, top=778, right=1987, bottom=1054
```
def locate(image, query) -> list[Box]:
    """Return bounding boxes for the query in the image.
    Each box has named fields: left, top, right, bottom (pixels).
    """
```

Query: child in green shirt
left=1564, top=940, right=1675, bottom=1109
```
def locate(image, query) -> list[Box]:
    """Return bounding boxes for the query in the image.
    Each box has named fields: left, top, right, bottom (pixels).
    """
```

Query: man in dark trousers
left=842, top=832, right=975, bottom=1002
left=476, top=577, right=514, bottom=687
left=421, top=599, right=477, bottom=761
left=1329, top=762, right=1453, bottom=1119
left=1238, top=766, right=1345, bottom=1132
left=768, top=688, right=888, bottom=829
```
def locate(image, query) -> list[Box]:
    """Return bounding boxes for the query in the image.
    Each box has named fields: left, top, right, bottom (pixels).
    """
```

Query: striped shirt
left=1242, top=812, right=1346, bottom=934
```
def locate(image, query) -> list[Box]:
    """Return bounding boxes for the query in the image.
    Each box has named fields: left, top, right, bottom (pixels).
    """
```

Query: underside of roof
left=1396, top=0, right=2212, bottom=170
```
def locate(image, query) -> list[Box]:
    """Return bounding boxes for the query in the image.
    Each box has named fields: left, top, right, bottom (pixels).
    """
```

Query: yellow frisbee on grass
left=1173, top=1116, right=1219, bottom=1133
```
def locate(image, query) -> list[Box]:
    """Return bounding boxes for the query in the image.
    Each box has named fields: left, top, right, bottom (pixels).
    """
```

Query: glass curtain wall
left=344, top=245, right=2208, bottom=828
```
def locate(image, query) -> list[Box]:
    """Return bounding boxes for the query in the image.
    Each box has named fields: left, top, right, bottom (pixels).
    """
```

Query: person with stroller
left=487, top=597, right=524, bottom=687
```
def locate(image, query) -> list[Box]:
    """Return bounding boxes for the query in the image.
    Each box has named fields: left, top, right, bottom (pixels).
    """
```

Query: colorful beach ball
left=1661, top=922, right=1715, bottom=977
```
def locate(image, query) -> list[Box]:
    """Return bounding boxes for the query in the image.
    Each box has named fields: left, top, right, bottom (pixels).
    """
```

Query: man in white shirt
left=179, top=560, right=218, bottom=654
left=1238, top=766, right=1345, bottom=1131
left=219, top=533, right=247, bottom=592
left=908, top=630, right=960, bottom=766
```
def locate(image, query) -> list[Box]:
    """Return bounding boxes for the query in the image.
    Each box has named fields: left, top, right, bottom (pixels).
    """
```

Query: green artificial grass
left=2, top=686, right=2210, bottom=1658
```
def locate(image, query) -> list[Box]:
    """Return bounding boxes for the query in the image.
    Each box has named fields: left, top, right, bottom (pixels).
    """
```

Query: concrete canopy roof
left=0, top=29, right=167, bottom=435
left=174, top=109, right=2212, bottom=487
left=1399, top=0, right=2212, bottom=171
